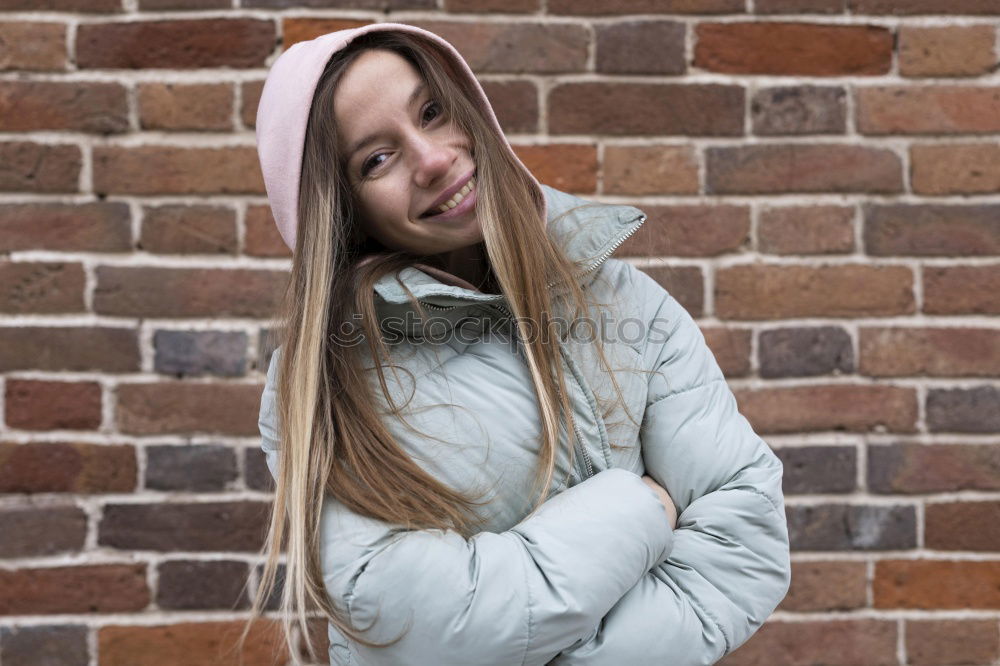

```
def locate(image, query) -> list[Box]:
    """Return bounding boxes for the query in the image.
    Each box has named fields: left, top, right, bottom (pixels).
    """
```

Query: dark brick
left=595, top=20, right=686, bottom=75
left=156, top=560, right=250, bottom=610
left=759, top=326, right=854, bottom=378
left=0, top=326, right=138, bottom=372
left=927, top=385, right=1000, bottom=433
left=0, top=506, right=87, bottom=557
left=244, top=447, right=274, bottom=492
left=98, top=501, right=269, bottom=551
left=776, top=445, right=856, bottom=494
left=751, top=86, right=847, bottom=135
left=0, top=142, right=80, bottom=193
left=145, top=444, right=237, bottom=492
left=140, top=204, right=237, bottom=254
left=0, top=625, right=88, bottom=666
left=254, top=562, right=286, bottom=611
left=153, top=330, right=247, bottom=377
left=868, top=443, right=1000, bottom=494
left=865, top=204, right=1000, bottom=256
left=787, top=503, right=917, bottom=551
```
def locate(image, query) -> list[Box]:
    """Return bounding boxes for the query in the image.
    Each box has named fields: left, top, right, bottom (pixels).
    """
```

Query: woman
left=244, top=23, right=790, bottom=666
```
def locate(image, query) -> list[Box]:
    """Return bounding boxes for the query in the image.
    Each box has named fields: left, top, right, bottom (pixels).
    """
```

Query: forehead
left=333, top=50, right=422, bottom=146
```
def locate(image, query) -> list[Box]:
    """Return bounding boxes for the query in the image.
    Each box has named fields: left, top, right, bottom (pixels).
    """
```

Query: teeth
left=435, top=176, right=475, bottom=214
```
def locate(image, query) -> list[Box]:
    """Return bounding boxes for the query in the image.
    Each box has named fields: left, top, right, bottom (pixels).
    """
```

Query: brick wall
left=0, top=1, right=998, bottom=665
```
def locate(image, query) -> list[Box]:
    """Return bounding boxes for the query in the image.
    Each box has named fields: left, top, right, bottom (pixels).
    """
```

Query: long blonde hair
left=237, top=30, right=640, bottom=663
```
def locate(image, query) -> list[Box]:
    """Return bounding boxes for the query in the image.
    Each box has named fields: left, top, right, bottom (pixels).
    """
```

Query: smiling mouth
left=420, top=175, right=476, bottom=218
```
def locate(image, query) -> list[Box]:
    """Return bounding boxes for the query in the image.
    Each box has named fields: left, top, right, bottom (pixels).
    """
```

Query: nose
left=410, top=133, right=455, bottom=190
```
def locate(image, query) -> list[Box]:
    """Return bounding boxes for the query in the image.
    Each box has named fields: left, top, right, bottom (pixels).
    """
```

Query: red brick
left=869, top=443, right=1000, bottom=494
left=849, top=0, right=1000, bottom=14
left=0, top=202, right=131, bottom=252
left=759, top=205, right=854, bottom=255
left=703, top=327, right=752, bottom=378
left=139, top=0, right=229, bottom=8
left=707, top=144, right=902, bottom=194
left=640, top=265, right=704, bottom=317
left=239, top=80, right=264, bottom=129
left=0, top=326, right=139, bottom=372
left=716, top=264, right=914, bottom=319
left=874, top=560, right=1000, bottom=609
left=721, top=620, right=897, bottom=666
left=755, top=0, right=845, bottom=11
left=0, top=142, right=80, bottom=193
left=0, top=564, right=148, bottom=615
left=0, top=506, right=87, bottom=557
left=926, top=501, right=1000, bottom=551
left=548, top=0, right=743, bottom=13
left=734, top=384, right=918, bottom=434
left=779, top=560, right=867, bottom=611
left=603, top=145, right=699, bottom=195
left=76, top=19, right=275, bottom=69
left=5, top=379, right=101, bottom=431
left=0, top=262, right=86, bottom=314
left=550, top=83, right=744, bottom=136
left=759, top=327, right=854, bottom=379
left=138, top=83, right=233, bottom=131
left=899, top=25, right=997, bottom=78
left=445, top=0, right=539, bottom=11
left=695, top=22, right=892, bottom=75
left=0, top=22, right=67, bottom=71
left=858, top=86, right=1000, bottom=135
left=140, top=205, right=237, bottom=255
left=0, top=81, right=127, bottom=133
left=0, top=442, right=136, bottom=493
left=923, top=265, right=1000, bottom=315
left=512, top=144, right=597, bottom=193
left=906, top=619, right=1000, bottom=666
left=482, top=80, right=539, bottom=134
left=281, top=18, right=371, bottom=47
left=98, top=620, right=288, bottom=666
left=865, top=203, right=1000, bottom=256
left=93, top=146, right=264, bottom=195
left=94, top=266, right=285, bottom=318
left=912, top=143, right=1000, bottom=195
left=244, top=204, right=289, bottom=257
left=595, top=20, right=686, bottom=75
left=618, top=205, right=749, bottom=256
left=116, top=382, right=263, bottom=436
left=859, top=327, right=1000, bottom=377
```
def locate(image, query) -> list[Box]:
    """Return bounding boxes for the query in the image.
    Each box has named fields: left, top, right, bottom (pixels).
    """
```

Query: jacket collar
left=372, top=185, right=647, bottom=307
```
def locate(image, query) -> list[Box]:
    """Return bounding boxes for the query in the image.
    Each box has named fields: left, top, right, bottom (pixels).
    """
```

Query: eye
left=359, top=99, right=444, bottom=178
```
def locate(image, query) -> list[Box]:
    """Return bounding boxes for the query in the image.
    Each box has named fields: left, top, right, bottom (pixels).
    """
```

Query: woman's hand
left=641, top=475, right=678, bottom=529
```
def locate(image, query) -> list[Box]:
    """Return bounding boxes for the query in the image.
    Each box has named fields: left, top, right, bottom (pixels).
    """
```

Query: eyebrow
left=347, top=81, right=427, bottom=163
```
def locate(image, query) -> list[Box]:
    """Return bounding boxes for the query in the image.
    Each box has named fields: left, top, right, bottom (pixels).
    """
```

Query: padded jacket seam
left=646, top=376, right=726, bottom=408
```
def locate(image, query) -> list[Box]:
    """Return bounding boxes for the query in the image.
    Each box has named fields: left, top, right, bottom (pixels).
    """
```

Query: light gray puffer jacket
left=258, top=184, right=791, bottom=666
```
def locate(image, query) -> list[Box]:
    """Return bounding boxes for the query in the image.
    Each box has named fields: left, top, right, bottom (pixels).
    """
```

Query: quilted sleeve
left=258, top=347, right=676, bottom=666
left=550, top=263, right=791, bottom=665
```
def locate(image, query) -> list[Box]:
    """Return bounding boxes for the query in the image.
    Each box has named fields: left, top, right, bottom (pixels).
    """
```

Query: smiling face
left=334, top=48, right=482, bottom=258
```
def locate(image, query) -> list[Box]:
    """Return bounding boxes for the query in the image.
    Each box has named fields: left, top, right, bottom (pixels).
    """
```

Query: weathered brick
left=923, top=265, right=1000, bottom=315
left=874, top=560, right=1000, bottom=609
left=639, top=265, right=703, bottom=317
left=0, top=564, right=148, bottom=615
left=602, top=145, right=699, bottom=195
left=156, top=560, right=249, bottom=610
left=281, top=17, right=371, bottom=47
left=445, top=0, right=539, bottom=11
left=734, top=384, right=918, bottom=434
left=775, top=445, right=857, bottom=494
left=244, top=204, right=289, bottom=257
left=758, top=205, right=854, bottom=255
left=618, top=205, right=749, bottom=257
left=258, top=327, right=282, bottom=372
left=0, top=142, right=80, bottom=193
left=751, top=86, right=847, bottom=135
left=0, top=202, right=131, bottom=253
left=154, top=330, right=247, bottom=377
left=146, top=444, right=237, bottom=491
left=912, top=143, right=1000, bottom=195
left=716, top=264, right=914, bottom=319
left=140, top=204, right=237, bottom=255
left=787, top=503, right=916, bottom=551
left=899, top=25, right=997, bottom=78
left=779, top=560, right=867, bottom=612
left=759, top=326, right=854, bottom=378
left=548, top=0, right=744, bottom=14
left=858, top=86, right=1000, bottom=135
left=927, top=386, right=1000, bottom=433
left=0, top=22, right=67, bottom=71
left=859, top=327, right=1000, bottom=377
left=239, top=80, right=264, bottom=129
left=550, top=83, right=744, bottom=136
left=254, top=562, right=286, bottom=611
left=849, top=0, right=1000, bottom=14
left=703, top=327, right=752, bottom=378
left=695, top=22, right=891, bottom=75
left=98, top=619, right=287, bottom=666
left=0, top=326, right=138, bottom=372
left=926, top=501, right=1000, bottom=551
left=482, top=80, right=539, bottom=134
left=93, top=146, right=264, bottom=195
left=0, top=0, right=118, bottom=8
left=5, top=379, right=101, bottom=431
left=868, top=443, right=1000, bottom=494
left=0, top=506, right=86, bottom=557
left=721, top=620, right=897, bottom=666
left=76, top=19, right=275, bottom=69
left=595, top=20, right=685, bottom=74
left=0, top=625, right=88, bottom=666
left=707, top=144, right=902, bottom=194
left=0, top=81, right=127, bottom=133
left=755, top=0, right=845, bottom=12
left=116, top=382, right=263, bottom=436
left=513, top=143, right=596, bottom=193
left=864, top=203, right=1000, bottom=256
left=94, top=266, right=285, bottom=318
left=139, top=0, right=229, bottom=8
left=0, top=262, right=86, bottom=314
left=248, top=0, right=431, bottom=7
left=906, top=619, right=1000, bottom=666
left=0, top=442, right=136, bottom=494
left=99, top=501, right=269, bottom=551
left=244, top=447, right=274, bottom=492
left=138, top=83, right=233, bottom=131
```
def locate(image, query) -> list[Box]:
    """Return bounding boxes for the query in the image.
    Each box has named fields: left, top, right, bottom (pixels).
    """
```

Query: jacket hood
left=254, top=22, right=546, bottom=255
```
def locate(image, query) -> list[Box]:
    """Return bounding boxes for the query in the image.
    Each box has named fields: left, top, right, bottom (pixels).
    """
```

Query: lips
left=420, top=169, right=476, bottom=218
